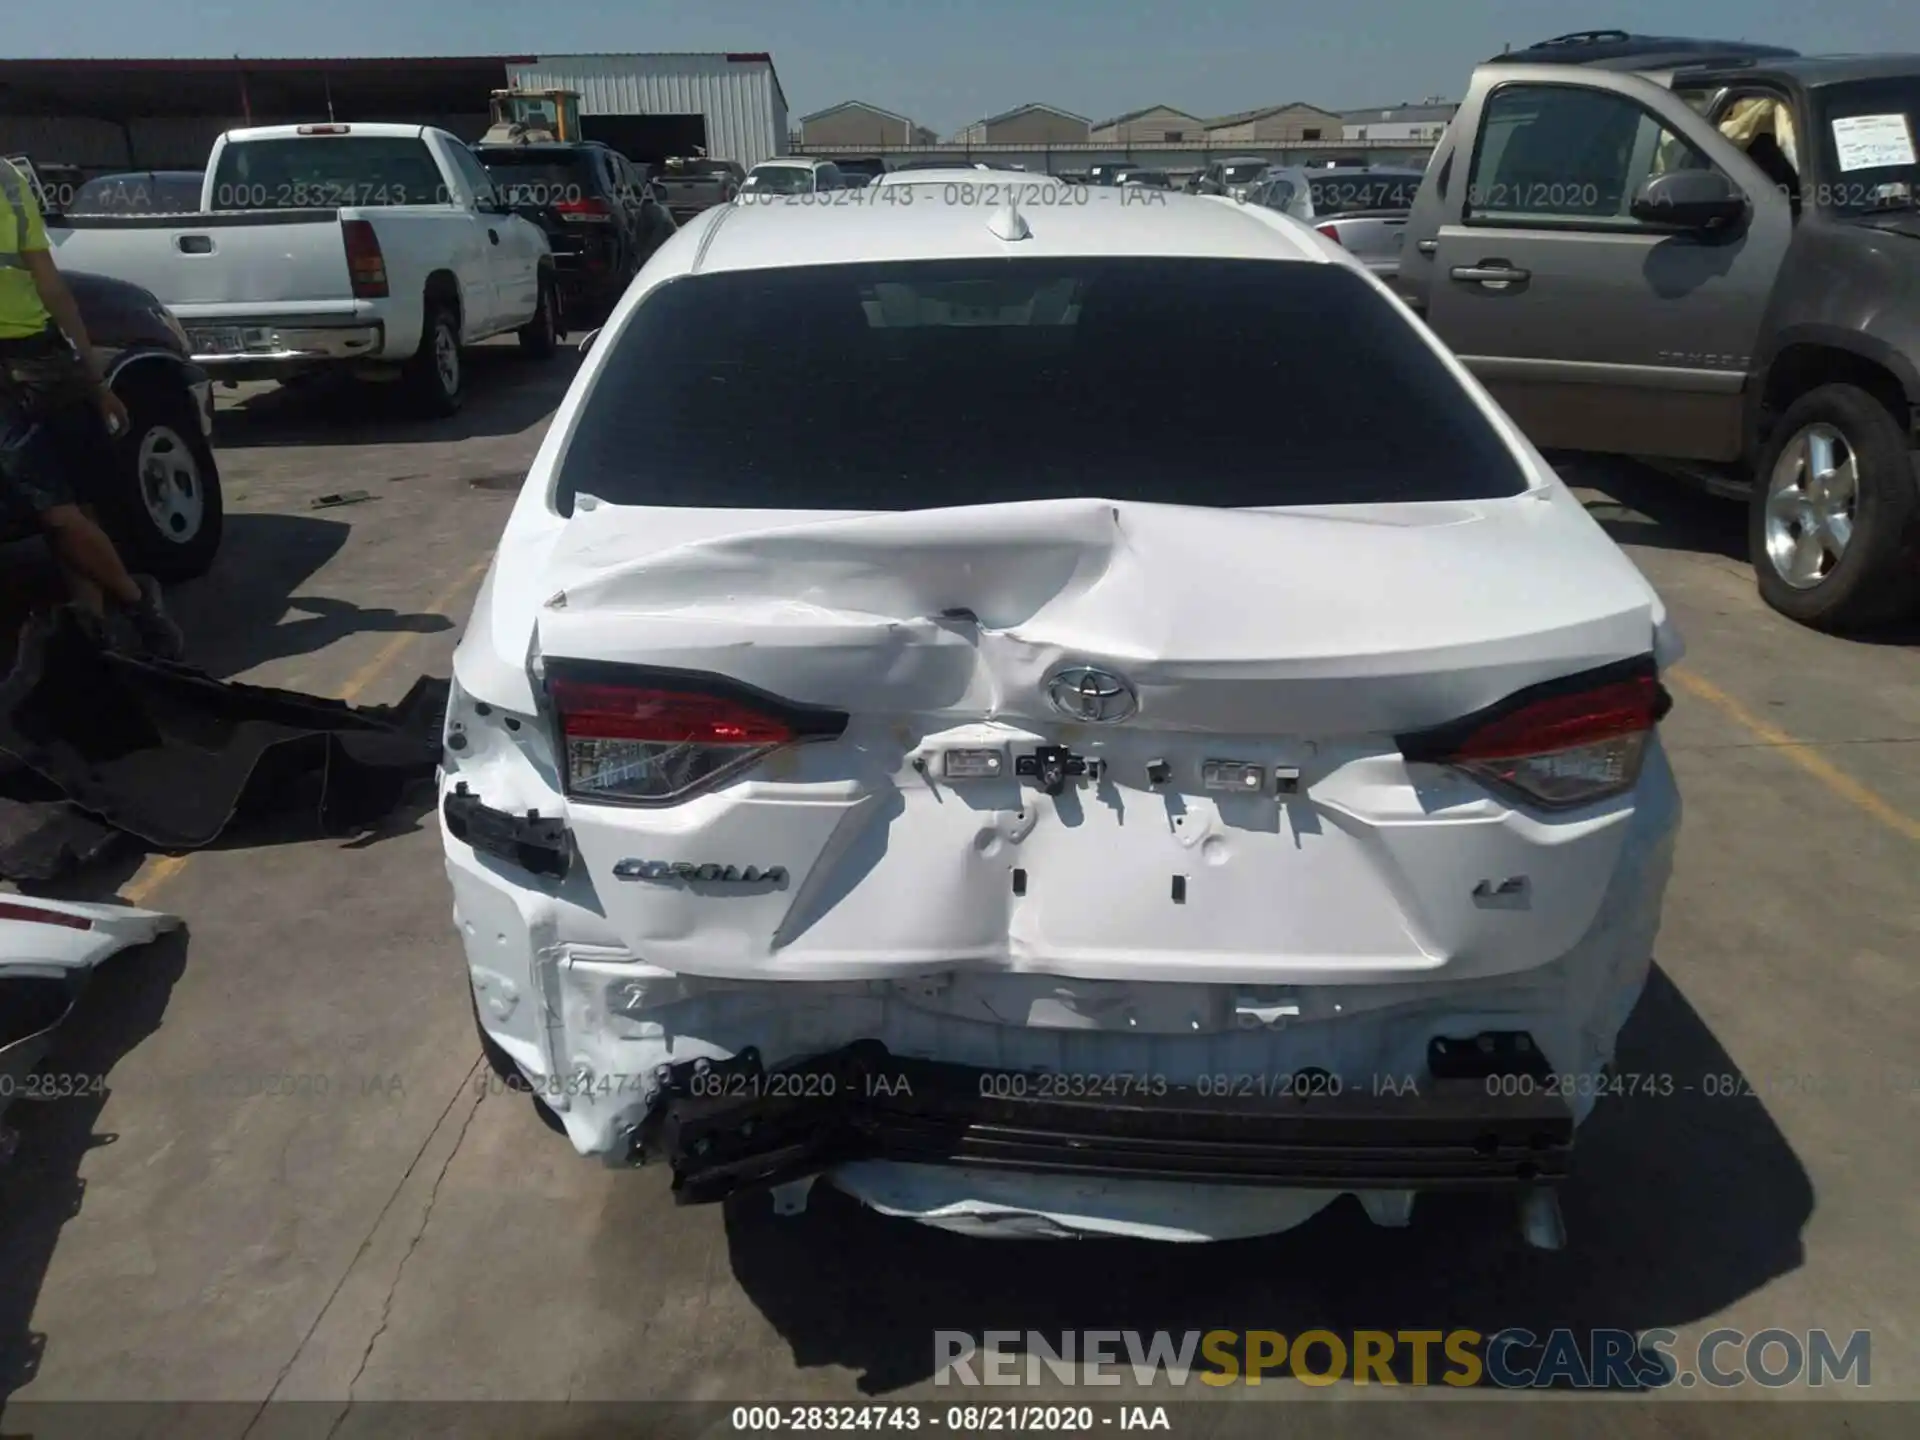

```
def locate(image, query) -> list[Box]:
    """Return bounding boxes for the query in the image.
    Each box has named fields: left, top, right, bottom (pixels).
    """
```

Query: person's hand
left=96, top=386, right=129, bottom=437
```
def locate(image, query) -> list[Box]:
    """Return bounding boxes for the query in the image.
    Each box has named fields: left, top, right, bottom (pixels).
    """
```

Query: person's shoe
left=126, top=575, right=185, bottom=662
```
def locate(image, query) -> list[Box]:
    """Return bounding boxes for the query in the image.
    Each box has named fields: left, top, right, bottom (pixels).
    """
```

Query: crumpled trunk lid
left=524, top=493, right=1674, bottom=986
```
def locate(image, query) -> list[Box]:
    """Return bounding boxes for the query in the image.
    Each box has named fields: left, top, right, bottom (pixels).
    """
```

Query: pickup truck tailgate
left=49, top=211, right=353, bottom=312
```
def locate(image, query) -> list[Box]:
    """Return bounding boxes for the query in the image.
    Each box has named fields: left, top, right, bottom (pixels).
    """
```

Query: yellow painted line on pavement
left=120, top=555, right=492, bottom=907
left=1667, top=666, right=1920, bottom=844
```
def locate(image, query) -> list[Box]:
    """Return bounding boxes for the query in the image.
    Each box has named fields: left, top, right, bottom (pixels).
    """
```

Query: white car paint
left=46, top=124, right=549, bottom=373
left=0, top=897, right=182, bottom=979
left=439, top=189, right=1683, bottom=1241
left=1, top=897, right=182, bottom=1165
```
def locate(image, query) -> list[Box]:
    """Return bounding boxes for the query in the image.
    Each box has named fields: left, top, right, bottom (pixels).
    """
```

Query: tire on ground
left=1749, top=382, right=1920, bottom=631
left=403, top=298, right=465, bottom=417
left=102, top=370, right=224, bottom=581
left=518, top=272, right=559, bottom=358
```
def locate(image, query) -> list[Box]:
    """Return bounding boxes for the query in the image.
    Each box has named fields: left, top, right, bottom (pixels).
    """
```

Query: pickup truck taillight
left=341, top=219, right=388, bottom=298
left=555, top=197, right=614, bottom=223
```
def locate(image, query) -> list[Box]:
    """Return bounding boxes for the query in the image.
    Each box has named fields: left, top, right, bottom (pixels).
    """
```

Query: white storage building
left=506, top=53, right=788, bottom=168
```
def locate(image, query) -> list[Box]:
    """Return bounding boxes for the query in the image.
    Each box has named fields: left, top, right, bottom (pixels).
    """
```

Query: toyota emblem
left=1046, top=666, right=1138, bottom=724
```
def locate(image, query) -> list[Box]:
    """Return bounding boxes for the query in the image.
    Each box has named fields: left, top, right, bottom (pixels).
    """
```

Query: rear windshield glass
left=1222, top=163, right=1271, bottom=183
left=210, top=137, right=442, bottom=209
left=743, top=166, right=815, bottom=194
left=1309, top=173, right=1422, bottom=213
left=556, top=258, right=1525, bottom=514
left=476, top=152, right=593, bottom=206
left=66, top=173, right=204, bottom=215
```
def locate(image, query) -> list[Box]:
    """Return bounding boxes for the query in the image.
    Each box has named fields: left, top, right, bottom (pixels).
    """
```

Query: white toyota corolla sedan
left=438, top=182, right=1683, bottom=1247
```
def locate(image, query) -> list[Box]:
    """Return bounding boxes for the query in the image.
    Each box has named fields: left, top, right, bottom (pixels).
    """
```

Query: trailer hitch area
left=442, top=783, right=570, bottom=879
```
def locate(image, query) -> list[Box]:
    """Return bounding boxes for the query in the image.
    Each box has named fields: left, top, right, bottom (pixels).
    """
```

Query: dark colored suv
left=473, top=142, right=676, bottom=321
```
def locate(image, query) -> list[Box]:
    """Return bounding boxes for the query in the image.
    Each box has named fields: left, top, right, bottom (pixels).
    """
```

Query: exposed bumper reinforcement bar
left=639, top=1039, right=1575, bottom=1205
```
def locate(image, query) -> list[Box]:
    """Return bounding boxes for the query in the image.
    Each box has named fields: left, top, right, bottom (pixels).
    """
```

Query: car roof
left=871, top=166, right=1013, bottom=185
left=1487, top=31, right=1799, bottom=70
left=1682, top=53, right=1920, bottom=88
left=671, top=187, right=1329, bottom=274
left=751, top=157, right=827, bottom=168
left=224, top=122, right=429, bottom=142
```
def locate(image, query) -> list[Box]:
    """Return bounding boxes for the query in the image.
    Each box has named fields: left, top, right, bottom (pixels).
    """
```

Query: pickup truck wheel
left=1751, top=384, right=1920, bottom=631
left=404, top=306, right=465, bottom=416
left=518, top=276, right=559, bottom=359
left=104, top=379, right=224, bottom=581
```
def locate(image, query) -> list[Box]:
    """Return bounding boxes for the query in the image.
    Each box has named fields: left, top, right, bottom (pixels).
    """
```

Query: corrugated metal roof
left=1339, top=102, right=1459, bottom=122
left=799, top=98, right=912, bottom=125
left=976, top=101, right=1091, bottom=126
left=0, top=56, right=535, bottom=69
left=1204, top=101, right=1341, bottom=129
left=1091, top=104, right=1204, bottom=130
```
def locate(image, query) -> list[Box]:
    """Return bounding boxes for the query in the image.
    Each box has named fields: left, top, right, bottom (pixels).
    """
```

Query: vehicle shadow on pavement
left=167, top=512, right=452, bottom=679
left=0, top=928, right=189, bottom=1403
left=1552, top=454, right=1750, bottom=564
left=717, top=964, right=1812, bottom=1395
left=211, top=349, right=581, bottom=449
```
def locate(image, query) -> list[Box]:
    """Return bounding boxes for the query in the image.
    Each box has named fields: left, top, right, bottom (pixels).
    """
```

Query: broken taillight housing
left=548, top=669, right=847, bottom=805
left=1397, top=659, right=1672, bottom=811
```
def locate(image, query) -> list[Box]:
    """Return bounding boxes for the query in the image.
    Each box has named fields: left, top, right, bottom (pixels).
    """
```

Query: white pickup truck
left=46, top=123, right=560, bottom=415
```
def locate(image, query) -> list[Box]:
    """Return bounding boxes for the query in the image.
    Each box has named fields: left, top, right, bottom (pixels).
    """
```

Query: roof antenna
left=986, top=197, right=1031, bottom=241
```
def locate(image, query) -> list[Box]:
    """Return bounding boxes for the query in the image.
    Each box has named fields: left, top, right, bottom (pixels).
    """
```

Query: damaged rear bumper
left=641, top=1039, right=1574, bottom=1205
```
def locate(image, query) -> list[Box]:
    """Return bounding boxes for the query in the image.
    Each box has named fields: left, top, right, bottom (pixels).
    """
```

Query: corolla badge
left=1045, top=666, right=1138, bottom=724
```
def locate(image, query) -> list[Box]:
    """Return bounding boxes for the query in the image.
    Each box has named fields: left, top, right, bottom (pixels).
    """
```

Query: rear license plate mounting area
left=1013, top=745, right=1092, bottom=796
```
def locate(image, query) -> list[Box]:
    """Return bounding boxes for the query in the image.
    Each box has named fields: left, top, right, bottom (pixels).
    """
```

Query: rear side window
left=67, top=172, right=203, bottom=215
left=210, top=137, right=443, bottom=209
left=556, top=258, right=1526, bottom=514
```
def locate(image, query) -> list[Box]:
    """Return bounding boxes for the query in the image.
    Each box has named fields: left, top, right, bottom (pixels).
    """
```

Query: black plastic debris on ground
left=0, top=607, right=447, bottom=879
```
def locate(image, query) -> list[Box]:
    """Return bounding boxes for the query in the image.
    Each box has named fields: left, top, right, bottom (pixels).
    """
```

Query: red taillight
left=1398, top=662, right=1670, bottom=811
left=549, top=674, right=844, bottom=805
left=1315, top=223, right=1344, bottom=245
left=0, top=901, right=93, bottom=930
left=554, top=681, right=795, bottom=746
left=341, top=219, right=388, bottom=298
left=1447, top=675, right=1663, bottom=762
left=555, top=197, right=613, bottom=223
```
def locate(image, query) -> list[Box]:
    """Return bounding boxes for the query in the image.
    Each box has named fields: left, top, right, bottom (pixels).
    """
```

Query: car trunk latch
left=1015, top=745, right=1088, bottom=796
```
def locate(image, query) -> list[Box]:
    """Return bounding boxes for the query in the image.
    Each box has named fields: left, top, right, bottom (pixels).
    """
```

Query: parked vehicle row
left=1242, top=167, right=1425, bottom=278
left=44, top=123, right=560, bottom=416
left=472, top=140, right=677, bottom=322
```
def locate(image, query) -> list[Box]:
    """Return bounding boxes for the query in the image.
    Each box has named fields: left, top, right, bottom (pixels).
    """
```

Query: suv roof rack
left=1487, top=31, right=1800, bottom=71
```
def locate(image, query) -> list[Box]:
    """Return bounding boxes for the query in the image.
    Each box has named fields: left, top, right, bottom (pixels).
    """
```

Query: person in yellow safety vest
left=1, top=157, right=183, bottom=659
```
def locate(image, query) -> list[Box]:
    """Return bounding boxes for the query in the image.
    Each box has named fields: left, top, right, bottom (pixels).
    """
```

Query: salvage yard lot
left=2, top=346, right=1917, bottom=1418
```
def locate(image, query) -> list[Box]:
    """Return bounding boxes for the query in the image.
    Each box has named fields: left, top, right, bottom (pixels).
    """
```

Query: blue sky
left=13, top=0, right=1920, bottom=132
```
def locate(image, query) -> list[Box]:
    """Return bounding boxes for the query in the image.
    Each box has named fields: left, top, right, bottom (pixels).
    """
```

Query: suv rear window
left=475, top=150, right=596, bottom=206
left=210, top=136, right=443, bottom=209
left=556, top=258, right=1526, bottom=514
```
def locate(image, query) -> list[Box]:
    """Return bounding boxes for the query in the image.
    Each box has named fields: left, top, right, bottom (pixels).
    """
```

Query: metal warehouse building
left=0, top=51, right=786, bottom=176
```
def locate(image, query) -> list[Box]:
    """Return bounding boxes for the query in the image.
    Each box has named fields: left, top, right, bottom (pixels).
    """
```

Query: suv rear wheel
left=1751, top=383, right=1920, bottom=631
left=104, top=372, right=223, bottom=581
